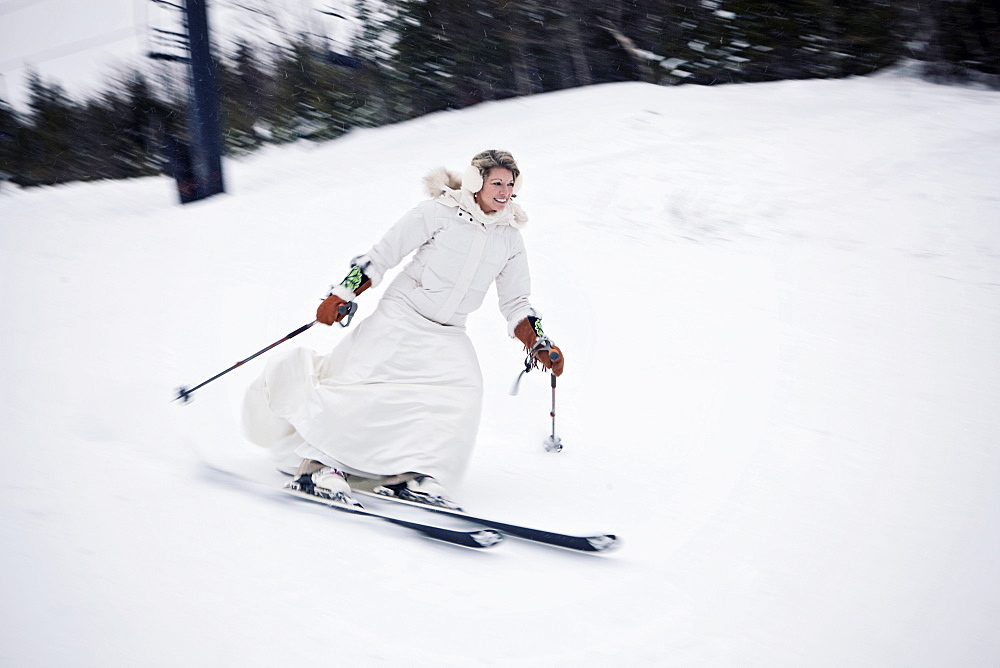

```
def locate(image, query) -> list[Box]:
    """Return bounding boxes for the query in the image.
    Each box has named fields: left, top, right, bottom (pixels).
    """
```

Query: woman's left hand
left=514, top=317, right=564, bottom=376
left=535, top=345, right=564, bottom=376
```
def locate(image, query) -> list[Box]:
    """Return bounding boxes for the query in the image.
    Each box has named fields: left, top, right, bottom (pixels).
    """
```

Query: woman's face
left=474, top=167, right=515, bottom=214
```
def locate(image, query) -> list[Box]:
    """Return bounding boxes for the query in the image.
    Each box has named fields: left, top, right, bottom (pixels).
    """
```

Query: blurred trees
left=8, top=71, right=176, bottom=187
left=218, top=39, right=269, bottom=154
left=3, top=0, right=997, bottom=188
left=897, top=0, right=1000, bottom=81
left=647, top=0, right=899, bottom=84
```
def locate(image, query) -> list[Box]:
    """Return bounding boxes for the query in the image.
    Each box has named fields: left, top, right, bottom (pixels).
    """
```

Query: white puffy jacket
left=346, top=195, right=538, bottom=335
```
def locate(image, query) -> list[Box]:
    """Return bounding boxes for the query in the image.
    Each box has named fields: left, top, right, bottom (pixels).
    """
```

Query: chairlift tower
left=149, top=0, right=224, bottom=203
left=182, top=0, right=224, bottom=202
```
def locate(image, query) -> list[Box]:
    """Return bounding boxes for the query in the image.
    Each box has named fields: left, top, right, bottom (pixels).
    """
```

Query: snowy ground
left=2, top=72, right=999, bottom=666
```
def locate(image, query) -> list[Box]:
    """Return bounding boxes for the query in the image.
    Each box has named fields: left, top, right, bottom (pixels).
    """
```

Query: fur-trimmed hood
left=423, top=167, right=528, bottom=229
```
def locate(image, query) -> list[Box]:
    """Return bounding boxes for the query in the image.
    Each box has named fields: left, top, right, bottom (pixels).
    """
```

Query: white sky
left=0, top=0, right=355, bottom=111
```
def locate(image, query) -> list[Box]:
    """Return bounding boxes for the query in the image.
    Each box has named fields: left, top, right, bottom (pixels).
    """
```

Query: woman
left=242, top=150, right=564, bottom=509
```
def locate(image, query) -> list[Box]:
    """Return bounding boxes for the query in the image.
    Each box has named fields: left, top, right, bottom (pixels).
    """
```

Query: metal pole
left=184, top=0, right=224, bottom=201
left=175, top=321, right=316, bottom=403
left=544, top=371, right=563, bottom=452
left=174, top=303, right=357, bottom=403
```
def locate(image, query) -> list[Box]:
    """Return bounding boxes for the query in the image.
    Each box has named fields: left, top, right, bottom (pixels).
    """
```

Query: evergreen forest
left=2, top=0, right=997, bottom=188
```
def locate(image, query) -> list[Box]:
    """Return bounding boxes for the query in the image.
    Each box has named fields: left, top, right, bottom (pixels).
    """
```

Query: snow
left=3, top=72, right=1000, bottom=666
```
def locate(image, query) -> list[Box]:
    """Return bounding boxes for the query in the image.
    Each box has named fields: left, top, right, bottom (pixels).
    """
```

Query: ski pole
left=174, top=302, right=357, bottom=404
left=508, top=346, right=564, bottom=452
left=543, top=370, right=563, bottom=453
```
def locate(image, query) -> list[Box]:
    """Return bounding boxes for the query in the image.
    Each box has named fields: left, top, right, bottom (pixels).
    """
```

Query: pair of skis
left=282, top=478, right=619, bottom=553
left=180, top=317, right=606, bottom=551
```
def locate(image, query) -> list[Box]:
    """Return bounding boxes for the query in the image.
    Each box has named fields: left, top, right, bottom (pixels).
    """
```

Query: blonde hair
left=470, top=149, right=520, bottom=182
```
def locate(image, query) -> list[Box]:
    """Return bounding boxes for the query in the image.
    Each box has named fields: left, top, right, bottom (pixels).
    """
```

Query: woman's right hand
left=316, top=294, right=350, bottom=325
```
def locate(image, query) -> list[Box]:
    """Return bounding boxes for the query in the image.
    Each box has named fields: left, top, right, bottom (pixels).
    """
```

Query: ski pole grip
left=337, top=301, right=358, bottom=327
left=548, top=350, right=560, bottom=363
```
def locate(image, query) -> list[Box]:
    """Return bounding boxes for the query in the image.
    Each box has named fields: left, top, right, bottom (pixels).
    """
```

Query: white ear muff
left=462, top=165, right=483, bottom=193
left=512, top=172, right=523, bottom=195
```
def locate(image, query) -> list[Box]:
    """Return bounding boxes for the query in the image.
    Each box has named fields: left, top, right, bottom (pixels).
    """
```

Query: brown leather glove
left=514, top=317, right=564, bottom=376
left=317, top=294, right=351, bottom=325
left=316, top=266, right=372, bottom=326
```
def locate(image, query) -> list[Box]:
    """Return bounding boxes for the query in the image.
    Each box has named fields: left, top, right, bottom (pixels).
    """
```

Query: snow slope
left=2, top=72, right=999, bottom=666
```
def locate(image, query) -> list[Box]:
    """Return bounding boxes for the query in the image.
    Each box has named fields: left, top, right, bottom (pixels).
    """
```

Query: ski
left=282, top=486, right=504, bottom=550
left=349, top=480, right=619, bottom=553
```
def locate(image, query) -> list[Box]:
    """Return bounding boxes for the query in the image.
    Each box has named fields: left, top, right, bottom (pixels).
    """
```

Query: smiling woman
left=475, top=169, right=514, bottom=213
left=242, top=149, right=565, bottom=510
left=465, top=149, right=521, bottom=214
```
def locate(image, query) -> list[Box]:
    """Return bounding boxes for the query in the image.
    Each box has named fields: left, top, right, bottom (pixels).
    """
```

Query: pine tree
left=350, top=0, right=395, bottom=127
left=923, top=0, right=1000, bottom=82
left=0, top=99, right=23, bottom=187
left=21, top=71, right=84, bottom=185
left=644, top=0, right=898, bottom=85
left=220, top=39, right=270, bottom=153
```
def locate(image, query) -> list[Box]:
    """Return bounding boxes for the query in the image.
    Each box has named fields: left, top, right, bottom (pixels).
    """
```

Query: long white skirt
left=242, top=299, right=483, bottom=487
